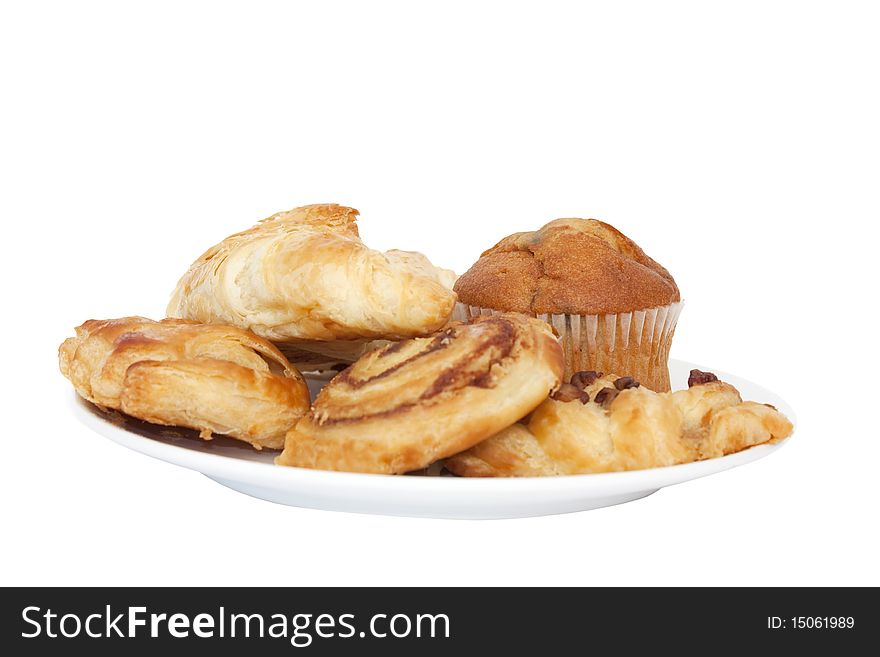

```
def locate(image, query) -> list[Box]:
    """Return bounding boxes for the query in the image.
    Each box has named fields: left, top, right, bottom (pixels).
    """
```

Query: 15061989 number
left=768, top=617, right=855, bottom=630
left=791, top=617, right=855, bottom=629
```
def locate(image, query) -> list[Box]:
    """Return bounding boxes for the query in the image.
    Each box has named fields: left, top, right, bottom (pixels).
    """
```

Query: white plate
left=70, top=359, right=794, bottom=519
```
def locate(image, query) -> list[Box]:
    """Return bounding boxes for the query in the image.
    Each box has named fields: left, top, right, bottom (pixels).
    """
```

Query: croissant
left=59, top=317, right=310, bottom=449
left=445, top=369, right=793, bottom=476
left=167, top=205, right=457, bottom=353
left=277, top=313, right=564, bottom=474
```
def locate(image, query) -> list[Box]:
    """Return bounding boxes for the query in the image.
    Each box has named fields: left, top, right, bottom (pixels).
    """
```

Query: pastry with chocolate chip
left=445, top=370, right=793, bottom=476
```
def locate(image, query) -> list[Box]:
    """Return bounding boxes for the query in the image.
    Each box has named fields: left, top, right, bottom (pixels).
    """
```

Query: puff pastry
left=167, top=205, right=458, bottom=353
left=276, top=313, right=564, bottom=474
left=445, top=369, right=793, bottom=476
left=59, top=317, right=310, bottom=449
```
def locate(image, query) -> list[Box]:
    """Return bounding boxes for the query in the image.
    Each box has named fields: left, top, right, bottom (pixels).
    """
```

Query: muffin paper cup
left=453, top=301, right=683, bottom=391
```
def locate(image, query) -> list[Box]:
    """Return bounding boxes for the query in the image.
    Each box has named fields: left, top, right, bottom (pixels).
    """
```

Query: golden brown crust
left=167, top=204, right=458, bottom=343
left=445, top=376, right=793, bottom=476
left=59, top=317, right=310, bottom=449
left=276, top=313, right=564, bottom=474
left=454, top=218, right=680, bottom=315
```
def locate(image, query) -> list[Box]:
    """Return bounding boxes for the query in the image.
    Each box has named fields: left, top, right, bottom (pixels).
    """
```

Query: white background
left=2, top=1, right=878, bottom=586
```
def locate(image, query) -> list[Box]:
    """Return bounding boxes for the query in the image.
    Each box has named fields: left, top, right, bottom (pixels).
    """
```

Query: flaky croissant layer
left=167, top=204, right=458, bottom=343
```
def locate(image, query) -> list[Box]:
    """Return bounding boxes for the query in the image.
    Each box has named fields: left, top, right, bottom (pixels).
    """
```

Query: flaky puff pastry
left=445, top=372, right=793, bottom=476
left=167, top=204, right=458, bottom=348
left=59, top=317, right=310, bottom=449
left=276, top=314, right=564, bottom=474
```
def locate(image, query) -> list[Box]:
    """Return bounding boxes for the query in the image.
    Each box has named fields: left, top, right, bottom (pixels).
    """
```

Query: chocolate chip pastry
left=444, top=369, right=793, bottom=476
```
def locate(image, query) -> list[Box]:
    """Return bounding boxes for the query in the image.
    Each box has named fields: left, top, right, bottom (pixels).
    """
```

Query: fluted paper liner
left=453, top=302, right=683, bottom=391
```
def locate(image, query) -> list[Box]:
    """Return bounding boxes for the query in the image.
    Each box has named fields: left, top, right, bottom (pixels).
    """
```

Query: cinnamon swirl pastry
left=59, top=317, right=310, bottom=449
left=276, top=313, right=564, bottom=474
left=445, top=369, right=793, bottom=476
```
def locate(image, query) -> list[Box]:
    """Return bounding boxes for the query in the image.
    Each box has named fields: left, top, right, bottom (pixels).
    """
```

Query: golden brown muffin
left=445, top=369, right=793, bottom=476
left=59, top=317, right=310, bottom=449
left=454, top=219, right=679, bottom=315
left=453, top=218, right=682, bottom=390
left=276, top=313, right=564, bottom=474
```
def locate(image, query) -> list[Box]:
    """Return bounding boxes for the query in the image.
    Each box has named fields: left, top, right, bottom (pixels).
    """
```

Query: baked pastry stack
left=167, top=204, right=457, bottom=369
left=454, top=219, right=681, bottom=391
left=59, top=201, right=794, bottom=478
